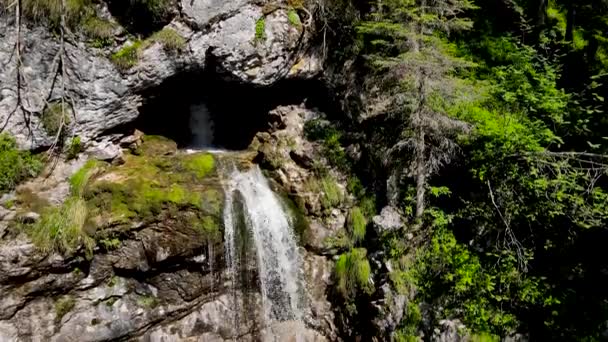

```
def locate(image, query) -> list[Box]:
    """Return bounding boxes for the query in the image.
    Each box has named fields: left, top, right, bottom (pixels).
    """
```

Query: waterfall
left=223, top=165, right=305, bottom=327
left=189, top=103, right=214, bottom=147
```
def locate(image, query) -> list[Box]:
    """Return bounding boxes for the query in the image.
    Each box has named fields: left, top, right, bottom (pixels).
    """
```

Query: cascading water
left=223, top=164, right=306, bottom=329
left=189, top=103, right=214, bottom=147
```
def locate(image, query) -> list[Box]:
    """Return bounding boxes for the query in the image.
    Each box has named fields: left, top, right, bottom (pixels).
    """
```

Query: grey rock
left=87, top=140, right=123, bottom=162
left=20, top=211, right=40, bottom=223
left=432, top=319, right=467, bottom=342
left=0, top=3, right=320, bottom=150
left=372, top=206, right=404, bottom=233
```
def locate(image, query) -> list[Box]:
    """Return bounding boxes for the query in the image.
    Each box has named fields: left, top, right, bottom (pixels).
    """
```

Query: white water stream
left=223, top=165, right=305, bottom=324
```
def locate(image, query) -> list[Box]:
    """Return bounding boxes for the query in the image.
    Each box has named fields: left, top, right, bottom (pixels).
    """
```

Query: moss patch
left=83, top=137, right=223, bottom=241
left=55, top=295, right=76, bottom=322
left=182, top=153, right=215, bottom=179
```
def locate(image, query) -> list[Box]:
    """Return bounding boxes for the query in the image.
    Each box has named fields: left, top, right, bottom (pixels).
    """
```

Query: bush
left=347, top=206, right=366, bottom=244
left=335, top=248, right=373, bottom=298
left=305, top=174, right=343, bottom=210
left=0, top=133, right=43, bottom=192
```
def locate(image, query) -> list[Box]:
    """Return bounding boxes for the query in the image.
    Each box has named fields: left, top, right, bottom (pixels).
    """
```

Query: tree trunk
left=415, top=123, right=426, bottom=220
left=566, top=2, right=575, bottom=42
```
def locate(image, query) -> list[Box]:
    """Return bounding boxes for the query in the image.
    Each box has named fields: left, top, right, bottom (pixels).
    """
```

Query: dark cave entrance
left=133, top=71, right=332, bottom=150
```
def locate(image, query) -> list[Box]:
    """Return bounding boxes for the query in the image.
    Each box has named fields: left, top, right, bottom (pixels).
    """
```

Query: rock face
left=0, top=134, right=338, bottom=341
left=0, top=0, right=321, bottom=150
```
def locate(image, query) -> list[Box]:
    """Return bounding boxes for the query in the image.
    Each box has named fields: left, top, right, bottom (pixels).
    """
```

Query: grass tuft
left=111, top=41, right=142, bottom=71
left=255, top=17, right=266, bottom=42
left=148, top=27, right=186, bottom=52
left=347, top=206, right=366, bottom=244
left=335, top=248, right=373, bottom=298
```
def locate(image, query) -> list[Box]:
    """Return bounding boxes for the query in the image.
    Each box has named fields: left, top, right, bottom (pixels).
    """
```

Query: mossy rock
left=80, top=138, right=222, bottom=242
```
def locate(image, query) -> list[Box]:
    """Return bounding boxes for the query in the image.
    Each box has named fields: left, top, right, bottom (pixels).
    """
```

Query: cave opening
left=132, top=71, right=333, bottom=150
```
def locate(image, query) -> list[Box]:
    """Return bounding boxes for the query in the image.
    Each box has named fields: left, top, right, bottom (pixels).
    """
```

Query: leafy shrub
left=346, top=206, right=366, bottom=244
left=148, top=27, right=186, bottom=52
left=0, top=133, right=43, bottom=192
left=335, top=248, right=373, bottom=298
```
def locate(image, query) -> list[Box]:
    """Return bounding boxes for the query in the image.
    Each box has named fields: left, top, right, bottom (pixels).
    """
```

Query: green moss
left=138, top=135, right=177, bottom=155
left=111, top=41, right=142, bottom=70
left=137, top=295, right=159, bottom=308
left=183, top=153, right=215, bottom=179
left=287, top=9, right=301, bottom=27
left=147, top=28, right=186, bottom=52
left=0, top=133, right=43, bottom=193
left=54, top=295, right=76, bottom=322
left=347, top=206, right=366, bottom=244
left=42, top=102, right=71, bottom=137
left=70, top=159, right=102, bottom=196
left=255, top=17, right=266, bottom=42
left=335, top=248, right=373, bottom=299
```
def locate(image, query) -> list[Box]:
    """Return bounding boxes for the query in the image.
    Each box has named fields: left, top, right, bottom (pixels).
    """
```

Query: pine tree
left=358, top=0, right=475, bottom=225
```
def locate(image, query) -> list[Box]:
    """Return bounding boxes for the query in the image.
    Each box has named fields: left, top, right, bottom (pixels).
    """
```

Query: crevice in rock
left=130, top=70, right=334, bottom=150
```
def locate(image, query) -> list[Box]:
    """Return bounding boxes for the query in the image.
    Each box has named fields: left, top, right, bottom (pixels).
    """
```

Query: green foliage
left=346, top=206, right=366, bottom=244
left=335, top=248, right=373, bottom=299
left=304, top=119, right=350, bottom=171
left=42, top=102, right=71, bottom=137
left=147, top=28, right=186, bottom=52
left=0, top=134, right=43, bottom=192
left=66, top=136, right=83, bottom=160
left=69, top=159, right=101, bottom=196
left=287, top=9, right=301, bottom=27
left=305, top=174, right=343, bottom=210
left=54, top=295, right=76, bottom=322
left=111, top=41, right=142, bottom=70
left=255, top=17, right=266, bottom=42
left=99, top=237, right=120, bottom=250
left=26, top=197, right=95, bottom=256
left=16, top=0, right=94, bottom=28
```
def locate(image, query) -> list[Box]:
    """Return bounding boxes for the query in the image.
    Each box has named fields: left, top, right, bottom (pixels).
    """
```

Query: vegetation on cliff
left=324, top=0, right=608, bottom=340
